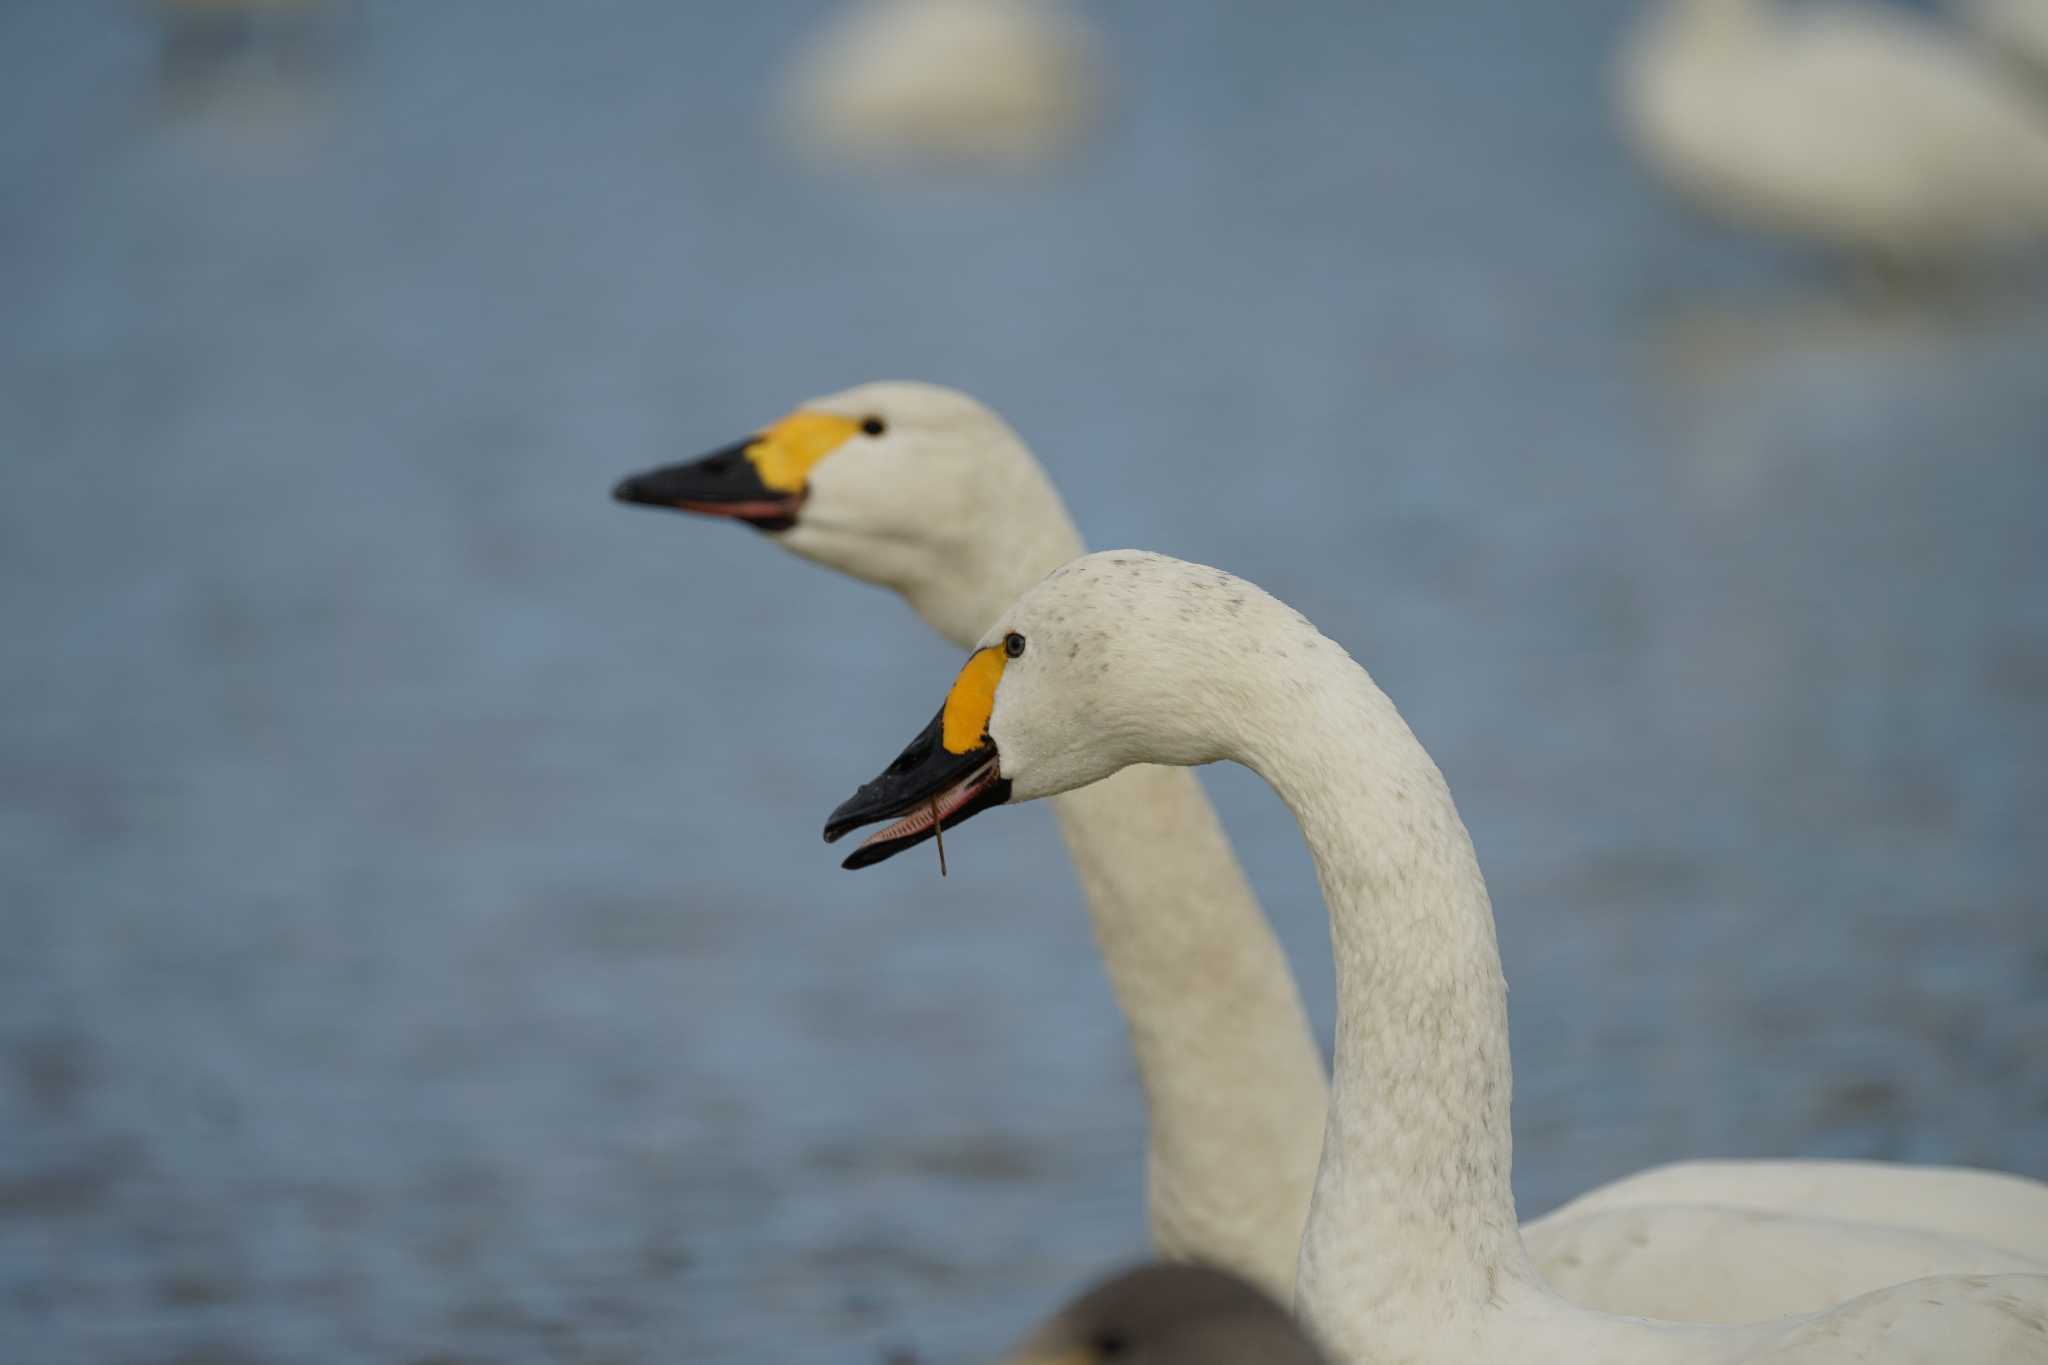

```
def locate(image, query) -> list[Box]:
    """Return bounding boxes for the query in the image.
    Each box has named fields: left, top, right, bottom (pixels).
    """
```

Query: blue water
left=3, top=2, right=2044, bottom=1361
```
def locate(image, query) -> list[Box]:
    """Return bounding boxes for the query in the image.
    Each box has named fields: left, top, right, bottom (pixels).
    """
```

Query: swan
left=777, top=0, right=1101, bottom=163
left=614, top=383, right=1330, bottom=1296
left=1618, top=0, right=2048, bottom=266
left=612, top=383, right=2048, bottom=1312
left=1958, top=0, right=2048, bottom=85
left=824, top=549, right=2048, bottom=1364
left=1003, top=1261, right=1332, bottom=1365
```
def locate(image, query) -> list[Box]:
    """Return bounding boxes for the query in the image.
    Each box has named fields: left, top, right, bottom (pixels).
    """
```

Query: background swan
left=615, top=382, right=2048, bottom=1313
left=778, top=0, right=1102, bottom=163
left=1536, top=1158, right=2048, bottom=1261
left=1002, top=1261, right=1331, bottom=1365
left=1618, top=0, right=2048, bottom=265
left=826, top=549, right=2048, bottom=1364
left=1530, top=1202, right=2043, bottom=1320
left=1959, top=0, right=2048, bottom=84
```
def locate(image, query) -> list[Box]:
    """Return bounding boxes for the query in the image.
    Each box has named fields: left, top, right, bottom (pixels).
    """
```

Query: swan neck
left=917, top=467, right=1326, bottom=1292
left=907, top=456, right=1085, bottom=650
left=1231, top=644, right=1529, bottom=1347
left=1045, top=767, right=1328, bottom=1296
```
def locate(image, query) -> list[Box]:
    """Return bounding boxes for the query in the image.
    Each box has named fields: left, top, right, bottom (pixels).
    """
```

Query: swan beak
left=611, top=410, right=862, bottom=534
left=822, top=706, right=1011, bottom=869
left=611, top=438, right=804, bottom=533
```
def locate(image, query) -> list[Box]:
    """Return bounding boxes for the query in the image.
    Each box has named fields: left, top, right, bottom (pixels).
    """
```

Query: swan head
left=1000, top=1261, right=1328, bottom=1365
left=611, top=381, right=1077, bottom=647
left=825, top=551, right=1304, bottom=867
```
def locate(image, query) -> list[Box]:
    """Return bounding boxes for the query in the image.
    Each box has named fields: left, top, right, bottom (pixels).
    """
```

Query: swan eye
left=1003, top=632, right=1026, bottom=659
left=1093, top=1331, right=1128, bottom=1358
left=860, top=415, right=886, bottom=437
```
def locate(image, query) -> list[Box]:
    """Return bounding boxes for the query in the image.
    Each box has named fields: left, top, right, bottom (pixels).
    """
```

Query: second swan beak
left=612, top=437, right=804, bottom=533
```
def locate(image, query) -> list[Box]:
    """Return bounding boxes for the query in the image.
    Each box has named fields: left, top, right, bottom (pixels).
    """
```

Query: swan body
left=1960, top=0, right=2048, bottom=83
left=1536, top=1159, right=2048, bottom=1261
left=1619, top=0, right=2048, bottom=264
left=616, top=383, right=2047, bottom=1313
left=1531, top=1202, right=2045, bottom=1320
left=778, top=0, right=1101, bottom=163
left=825, top=549, right=2048, bottom=1364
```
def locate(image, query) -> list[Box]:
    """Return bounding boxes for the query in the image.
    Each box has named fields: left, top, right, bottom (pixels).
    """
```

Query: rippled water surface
left=3, top=2, right=2046, bottom=1361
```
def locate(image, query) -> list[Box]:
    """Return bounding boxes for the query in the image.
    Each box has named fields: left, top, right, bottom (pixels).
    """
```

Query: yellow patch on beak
left=743, top=410, right=862, bottom=493
left=942, top=646, right=1007, bottom=754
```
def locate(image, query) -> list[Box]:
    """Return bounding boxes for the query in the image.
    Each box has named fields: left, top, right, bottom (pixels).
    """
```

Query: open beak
left=823, top=708, right=1011, bottom=870
left=612, top=438, right=803, bottom=533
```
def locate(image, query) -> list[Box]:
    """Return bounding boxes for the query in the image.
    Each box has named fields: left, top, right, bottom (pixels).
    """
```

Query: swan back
left=1529, top=1202, right=2048, bottom=1322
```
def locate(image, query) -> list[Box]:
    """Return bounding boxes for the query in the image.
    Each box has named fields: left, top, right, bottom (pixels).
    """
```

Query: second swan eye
left=1004, top=632, right=1026, bottom=659
left=860, top=416, right=886, bottom=437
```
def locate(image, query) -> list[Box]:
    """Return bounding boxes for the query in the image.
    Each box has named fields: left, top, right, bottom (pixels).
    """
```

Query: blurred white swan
left=778, top=0, right=1102, bottom=163
left=1619, top=0, right=2048, bottom=265
left=826, top=549, right=2048, bottom=1364
left=1959, top=0, right=2048, bottom=83
left=617, top=384, right=2048, bottom=1315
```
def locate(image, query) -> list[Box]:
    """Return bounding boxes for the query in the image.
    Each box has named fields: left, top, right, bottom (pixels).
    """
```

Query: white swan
left=614, top=384, right=1329, bottom=1295
left=1618, top=0, right=2048, bottom=265
left=777, top=0, right=1102, bottom=163
left=1959, top=0, right=2048, bottom=84
left=825, top=549, right=2048, bottom=1364
left=615, top=383, right=2048, bottom=1313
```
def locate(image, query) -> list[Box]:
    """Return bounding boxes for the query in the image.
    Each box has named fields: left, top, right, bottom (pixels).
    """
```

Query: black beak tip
left=612, top=476, right=647, bottom=504
left=840, top=843, right=887, bottom=871
left=822, top=791, right=879, bottom=844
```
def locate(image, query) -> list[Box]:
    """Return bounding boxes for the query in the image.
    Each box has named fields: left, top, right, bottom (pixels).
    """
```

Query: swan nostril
left=699, top=451, right=737, bottom=476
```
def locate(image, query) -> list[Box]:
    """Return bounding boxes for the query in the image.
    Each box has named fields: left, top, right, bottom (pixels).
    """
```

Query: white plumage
left=1959, top=0, right=2048, bottom=83
left=624, top=383, right=2048, bottom=1318
left=847, top=549, right=2048, bottom=1363
left=1619, top=0, right=2048, bottom=264
left=778, top=0, right=1101, bottom=163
